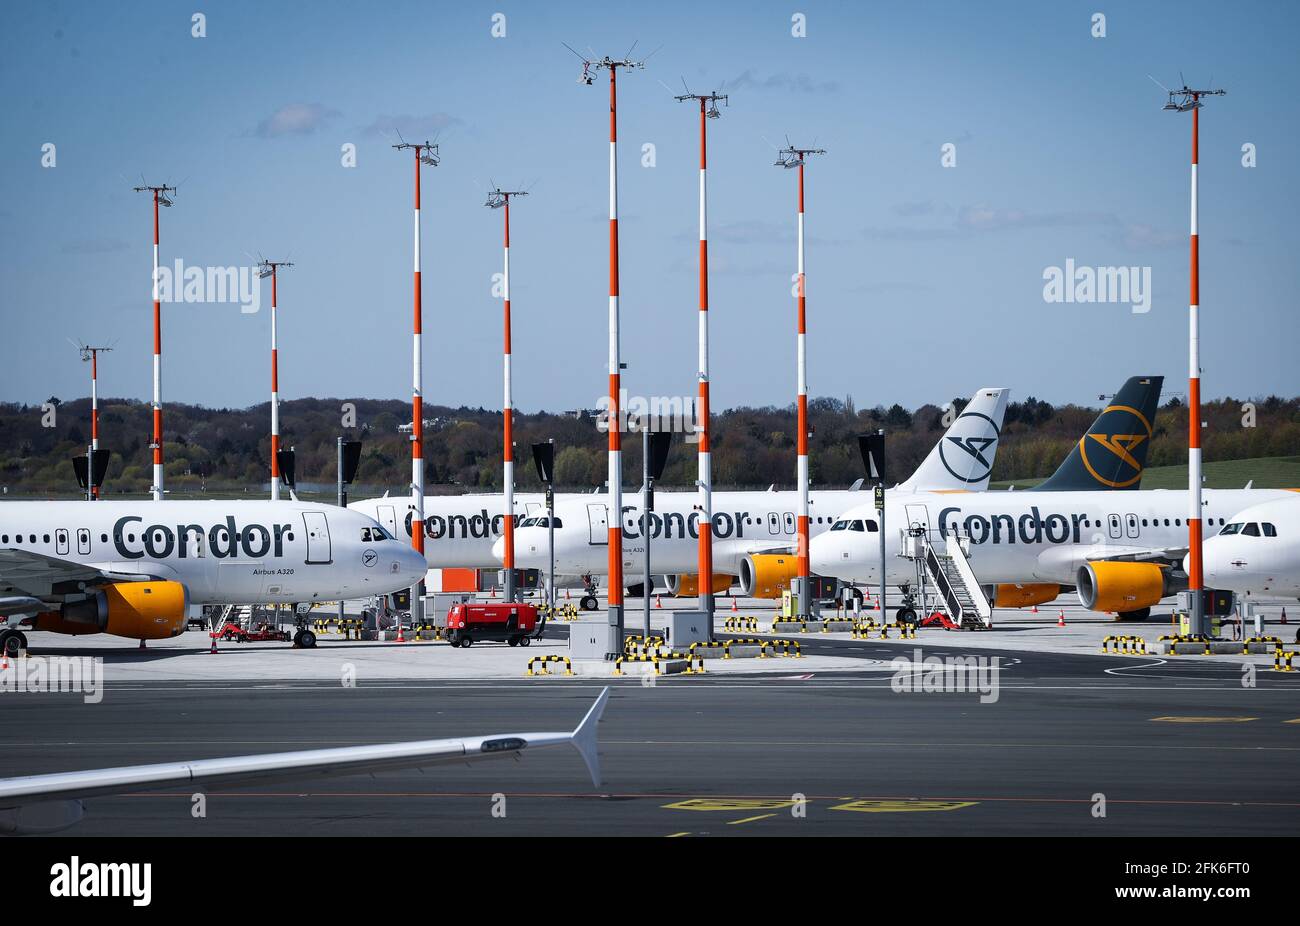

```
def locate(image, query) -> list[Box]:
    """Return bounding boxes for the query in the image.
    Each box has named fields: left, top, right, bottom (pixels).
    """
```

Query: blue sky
left=1, top=0, right=1296, bottom=415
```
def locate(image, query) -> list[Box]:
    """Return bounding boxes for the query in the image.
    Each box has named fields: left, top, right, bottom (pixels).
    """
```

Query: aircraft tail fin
left=896, top=387, right=1009, bottom=492
left=1033, top=375, right=1163, bottom=492
left=570, top=687, right=609, bottom=788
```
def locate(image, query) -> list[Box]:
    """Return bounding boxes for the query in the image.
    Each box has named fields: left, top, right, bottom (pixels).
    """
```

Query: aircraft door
left=587, top=504, right=609, bottom=545
left=76, top=528, right=91, bottom=555
left=303, top=511, right=332, bottom=564
left=55, top=529, right=70, bottom=556
left=782, top=512, right=795, bottom=535
left=767, top=512, right=780, bottom=536
left=1107, top=513, right=1122, bottom=540
left=1125, top=513, right=1140, bottom=539
left=376, top=505, right=399, bottom=538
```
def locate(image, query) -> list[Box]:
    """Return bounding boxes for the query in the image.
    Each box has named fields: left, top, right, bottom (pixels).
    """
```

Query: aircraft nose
left=399, top=544, right=427, bottom=585
left=491, top=536, right=506, bottom=563
left=809, top=534, right=834, bottom=576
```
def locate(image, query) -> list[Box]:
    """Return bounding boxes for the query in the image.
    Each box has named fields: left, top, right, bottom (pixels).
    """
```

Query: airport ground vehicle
left=215, top=622, right=293, bottom=644
left=445, top=602, right=538, bottom=648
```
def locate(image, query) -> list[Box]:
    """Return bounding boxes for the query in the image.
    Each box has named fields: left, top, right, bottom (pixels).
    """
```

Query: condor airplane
left=489, top=387, right=1011, bottom=604
left=0, top=501, right=427, bottom=655
left=355, top=387, right=1013, bottom=591
left=1199, top=496, right=1300, bottom=599
left=810, top=379, right=1299, bottom=619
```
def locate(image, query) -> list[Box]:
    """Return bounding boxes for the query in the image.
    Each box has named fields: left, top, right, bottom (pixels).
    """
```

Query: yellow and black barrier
left=337, top=619, right=365, bottom=640
left=1159, top=634, right=1216, bottom=656
left=613, top=651, right=703, bottom=675
left=1243, top=635, right=1283, bottom=655
left=851, top=621, right=879, bottom=640
left=762, top=639, right=803, bottom=659
left=1272, top=650, right=1295, bottom=672
left=724, top=616, right=758, bottom=634
left=526, top=655, right=574, bottom=677
left=408, top=622, right=443, bottom=641
left=1102, top=635, right=1148, bottom=655
left=771, top=617, right=808, bottom=633
left=720, top=637, right=766, bottom=659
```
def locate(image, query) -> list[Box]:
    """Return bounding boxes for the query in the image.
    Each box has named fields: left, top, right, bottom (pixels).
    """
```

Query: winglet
left=571, top=687, right=609, bottom=788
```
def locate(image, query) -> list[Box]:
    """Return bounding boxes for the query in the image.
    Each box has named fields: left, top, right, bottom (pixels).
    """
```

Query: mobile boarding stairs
left=901, top=523, right=993, bottom=630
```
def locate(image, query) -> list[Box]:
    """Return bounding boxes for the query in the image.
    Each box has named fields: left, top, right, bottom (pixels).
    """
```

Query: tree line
left=2, top=393, right=1297, bottom=499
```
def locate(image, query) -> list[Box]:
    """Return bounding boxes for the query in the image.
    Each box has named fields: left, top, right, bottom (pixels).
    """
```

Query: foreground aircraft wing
left=0, top=688, right=611, bottom=835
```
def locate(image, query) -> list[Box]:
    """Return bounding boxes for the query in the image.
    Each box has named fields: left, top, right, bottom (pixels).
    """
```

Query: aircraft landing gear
left=291, top=605, right=318, bottom=648
left=0, top=629, right=28, bottom=657
left=580, top=573, right=600, bottom=611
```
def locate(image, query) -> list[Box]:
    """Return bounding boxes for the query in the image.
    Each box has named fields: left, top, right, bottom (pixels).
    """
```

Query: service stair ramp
left=922, top=537, right=992, bottom=630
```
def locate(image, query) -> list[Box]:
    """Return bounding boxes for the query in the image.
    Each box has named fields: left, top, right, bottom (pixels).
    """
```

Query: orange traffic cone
left=209, top=633, right=218, bottom=654
left=1057, top=610, right=1066, bottom=627
left=655, top=595, right=662, bottom=609
left=1030, top=604, right=1038, bottom=614
left=565, top=589, right=571, bottom=601
left=1282, top=608, right=1288, bottom=625
left=731, top=598, right=738, bottom=613
left=396, top=622, right=406, bottom=643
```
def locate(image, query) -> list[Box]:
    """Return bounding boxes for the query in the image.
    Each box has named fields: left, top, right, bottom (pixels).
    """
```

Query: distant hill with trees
left=2, top=393, right=1297, bottom=500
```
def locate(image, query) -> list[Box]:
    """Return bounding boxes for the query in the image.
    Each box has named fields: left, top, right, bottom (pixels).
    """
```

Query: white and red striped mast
left=776, top=144, right=824, bottom=617
left=1160, top=79, right=1224, bottom=635
left=571, top=46, right=645, bottom=646
left=674, top=87, right=727, bottom=618
left=393, top=140, right=440, bottom=616
left=257, top=259, right=293, bottom=500
left=78, top=344, right=112, bottom=499
left=132, top=182, right=175, bottom=501
left=486, top=187, right=528, bottom=601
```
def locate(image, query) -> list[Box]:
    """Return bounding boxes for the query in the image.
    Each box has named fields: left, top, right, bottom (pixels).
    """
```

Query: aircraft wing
left=1034, top=542, right=1189, bottom=579
left=0, top=688, right=610, bottom=834
left=0, top=548, right=148, bottom=600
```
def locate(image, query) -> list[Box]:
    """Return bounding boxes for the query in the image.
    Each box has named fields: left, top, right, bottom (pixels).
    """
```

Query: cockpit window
left=361, top=527, right=373, bottom=542
left=849, top=520, right=866, bottom=532
left=864, top=519, right=879, bottom=532
left=1263, top=523, right=1277, bottom=537
left=1220, top=522, right=1243, bottom=535
left=830, top=520, right=848, bottom=531
left=363, top=526, right=394, bottom=542
left=1241, top=523, right=1260, bottom=537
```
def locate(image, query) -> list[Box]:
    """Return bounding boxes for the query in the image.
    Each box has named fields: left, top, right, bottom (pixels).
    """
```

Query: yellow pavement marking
left=1151, top=716, right=1258, bottom=723
left=727, top=813, right=777, bottom=825
left=1284, top=719, right=1300, bottom=724
left=829, top=799, right=977, bottom=813
left=662, top=798, right=797, bottom=812
left=666, top=832, right=691, bottom=838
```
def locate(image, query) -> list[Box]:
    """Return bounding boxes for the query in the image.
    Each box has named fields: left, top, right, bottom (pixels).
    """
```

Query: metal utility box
left=425, top=592, right=472, bottom=626
left=569, top=622, right=622, bottom=660
left=666, top=610, right=711, bottom=647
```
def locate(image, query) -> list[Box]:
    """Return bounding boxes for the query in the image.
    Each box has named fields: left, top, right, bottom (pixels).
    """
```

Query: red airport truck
left=445, top=602, right=539, bottom=648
